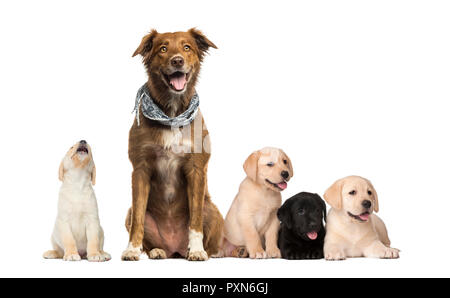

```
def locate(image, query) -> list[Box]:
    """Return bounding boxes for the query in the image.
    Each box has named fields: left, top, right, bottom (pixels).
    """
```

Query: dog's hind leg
left=43, top=238, right=64, bottom=259
left=202, top=200, right=225, bottom=258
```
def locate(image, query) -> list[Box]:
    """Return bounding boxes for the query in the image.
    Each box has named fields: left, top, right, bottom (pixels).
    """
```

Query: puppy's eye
left=160, top=46, right=167, bottom=53
left=298, top=209, right=305, bottom=215
left=368, top=190, right=372, bottom=195
left=267, top=162, right=274, bottom=167
left=283, top=159, right=287, bottom=165
left=349, top=190, right=356, bottom=195
left=184, top=45, right=190, bottom=51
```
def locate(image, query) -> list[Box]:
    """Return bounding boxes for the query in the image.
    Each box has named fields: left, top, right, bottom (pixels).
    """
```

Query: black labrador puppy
left=277, top=192, right=327, bottom=259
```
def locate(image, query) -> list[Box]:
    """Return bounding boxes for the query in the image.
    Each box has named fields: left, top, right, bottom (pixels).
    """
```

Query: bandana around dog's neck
left=133, top=83, right=199, bottom=127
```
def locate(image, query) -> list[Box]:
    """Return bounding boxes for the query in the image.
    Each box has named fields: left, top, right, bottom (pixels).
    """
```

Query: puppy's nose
left=309, top=223, right=318, bottom=230
left=281, top=171, right=289, bottom=180
left=362, top=200, right=372, bottom=209
left=171, top=56, right=184, bottom=68
left=80, top=140, right=87, bottom=145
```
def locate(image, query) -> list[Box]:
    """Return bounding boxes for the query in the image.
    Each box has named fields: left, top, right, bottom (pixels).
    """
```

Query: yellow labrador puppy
left=43, top=140, right=110, bottom=262
left=323, top=175, right=399, bottom=260
left=224, top=147, right=293, bottom=259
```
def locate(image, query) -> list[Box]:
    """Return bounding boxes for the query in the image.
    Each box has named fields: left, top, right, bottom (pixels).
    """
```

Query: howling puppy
left=122, top=29, right=224, bottom=261
left=323, top=176, right=399, bottom=260
left=43, top=140, right=110, bottom=262
left=223, top=147, right=293, bottom=259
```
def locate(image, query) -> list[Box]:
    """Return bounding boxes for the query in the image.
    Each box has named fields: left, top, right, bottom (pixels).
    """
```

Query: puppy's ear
left=243, top=151, right=260, bottom=182
left=188, top=28, right=217, bottom=60
left=91, top=164, right=96, bottom=186
left=366, top=179, right=379, bottom=212
left=277, top=199, right=293, bottom=229
left=324, top=179, right=344, bottom=210
left=58, top=160, right=65, bottom=182
left=132, top=29, right=158, bottom=57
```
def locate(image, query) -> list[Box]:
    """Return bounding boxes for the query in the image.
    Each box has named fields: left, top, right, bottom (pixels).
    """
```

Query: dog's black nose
left=362, top=200, right=372, bottom=209
left=171, top=56, right=184, bottom=68
left=281, top=171, right=289, bottom=179
left=309, top=223, right=318, bottom=230
left=80, top=140, right=87, bottom=145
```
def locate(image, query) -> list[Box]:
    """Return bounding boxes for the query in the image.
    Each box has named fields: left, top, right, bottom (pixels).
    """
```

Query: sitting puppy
left=277, top=192, right=326, bottom=260
left=223, top=147, right=293, bottom=259
left=323, top=176, right=399, bottom=260
left=43, top=140, right=110, bottom=262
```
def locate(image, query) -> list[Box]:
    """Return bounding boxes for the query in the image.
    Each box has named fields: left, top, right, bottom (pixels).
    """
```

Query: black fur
left=277, top=192, right=327, bottom=260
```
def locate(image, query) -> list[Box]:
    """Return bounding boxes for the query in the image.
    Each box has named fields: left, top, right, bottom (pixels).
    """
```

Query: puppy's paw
left=121, top=245, right=142, bottom=261
left=266, top=247, right=281, bottom=259
left=87, top=251, right=110, bottom=262
left=63, top=253, right=81, bottom=261
left=43, top=250, right=62, bottom=259
left=187, top=249, right=209, bottom=261
left=325, top=250, right=346, bottom=261
left=148, top=248, right=167, bottom=260
left=380, top=247, right=400, bottom=259
left=249, top=249, right=267, bottom=259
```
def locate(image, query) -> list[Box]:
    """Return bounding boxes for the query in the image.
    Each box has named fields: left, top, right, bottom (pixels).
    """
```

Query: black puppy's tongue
left=307, top=232, right=318, bottom=240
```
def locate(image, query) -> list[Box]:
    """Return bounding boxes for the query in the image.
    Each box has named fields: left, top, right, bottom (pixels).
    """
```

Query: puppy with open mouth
left=277, top=192, right=327, bottom=260
left=223, top=147, right=293, bottom=259
left=323, top=175, right=399, bottom=260
left=43, top=140, right=110, bottom=262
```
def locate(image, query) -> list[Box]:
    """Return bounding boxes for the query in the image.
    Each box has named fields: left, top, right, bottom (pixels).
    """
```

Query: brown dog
left=121, top=28, right=224, bottom=261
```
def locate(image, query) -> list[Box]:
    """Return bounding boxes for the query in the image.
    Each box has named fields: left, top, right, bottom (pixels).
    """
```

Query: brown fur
left=123, top=29, right=223, bottom=260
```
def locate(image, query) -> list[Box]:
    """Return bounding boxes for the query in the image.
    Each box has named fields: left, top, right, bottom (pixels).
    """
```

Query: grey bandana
left=133, top=83, right=200, bottom=127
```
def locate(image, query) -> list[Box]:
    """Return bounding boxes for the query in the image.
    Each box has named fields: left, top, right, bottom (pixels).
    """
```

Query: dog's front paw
left=380, top=247, right=400, bottom=259
left=266, top=247, right=281, bottom=259
left=249, top=249, right=267, bottom=259
left=63, top=253, right=81, bottom=261
left=325, top=249, right=346, bottom=261
left=88, top=251, right=110, bottom=262
left=187, top=249, right=209, bottom=261
left=121, top=244, right=142, bottom=261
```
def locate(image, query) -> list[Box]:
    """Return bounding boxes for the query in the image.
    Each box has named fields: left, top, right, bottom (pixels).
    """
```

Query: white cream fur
left=43, top=142, right=110, bottom=262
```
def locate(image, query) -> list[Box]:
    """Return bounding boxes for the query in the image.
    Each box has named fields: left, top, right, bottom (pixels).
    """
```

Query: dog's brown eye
left=160, top=46, right=167, bottom=53
left=283, top=159, right=287, bottom=165
left=298, top=209, right=305, bottom=215
left=267, top=162, right=274, bottom=167
left=349, top=190, right=356, bottom=195
left=184, top=45, right=190, bottom=51
left=368, top=190, right=372, bottom=195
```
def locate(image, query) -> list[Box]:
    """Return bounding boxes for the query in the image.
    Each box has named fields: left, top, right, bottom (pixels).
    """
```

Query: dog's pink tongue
left=359, top=213, right=370, bottom=221
left=277, top=182, right=287, bottom=190
left=170, top=75, right=187, bottom=91
left=307, top=232, right=318, bottom=240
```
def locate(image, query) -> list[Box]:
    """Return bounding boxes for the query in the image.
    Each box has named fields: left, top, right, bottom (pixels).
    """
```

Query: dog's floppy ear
left=324, top=178, right=344, bottom=210
left=188, top=28, right=217, bottom=60
left=366, top=178, right=379, bottom=212
left=277, top=199, right=294, bottom=229
left=132, top=29, right=158, bottom=57
left=91, top=164, right=96, bottom=186
left=58, top=159, right=65, bottom=182
left=243, top=151, right=260, bottom=182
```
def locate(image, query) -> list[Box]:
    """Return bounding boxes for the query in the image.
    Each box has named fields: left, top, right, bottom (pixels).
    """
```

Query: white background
left=0, top=0, right=449, bottom=278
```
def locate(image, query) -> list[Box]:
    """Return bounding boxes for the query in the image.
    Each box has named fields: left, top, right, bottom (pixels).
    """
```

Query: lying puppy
left=277, top=192, right=326, bottom=260
left=43, top=140, right=110, bottom=262
left=224, top=147, right=293, bottom=259
left=323, top=175, right=399, bottom=260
